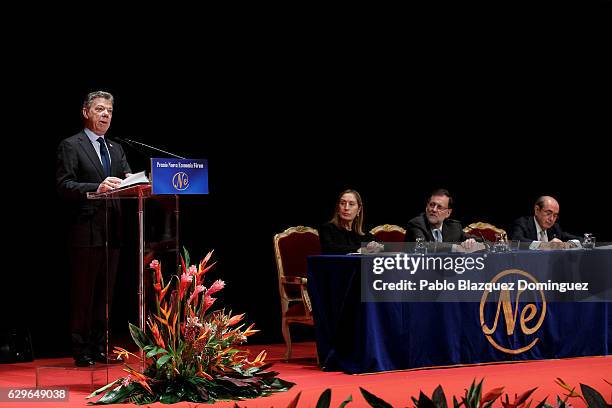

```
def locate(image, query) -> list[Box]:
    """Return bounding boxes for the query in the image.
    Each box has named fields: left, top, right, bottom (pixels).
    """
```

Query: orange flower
left=148, top=321, right=166, bottom=349
left=227, top=313, right=244, bottom=326
left=113, top=346, right=139, bottom=362
left=244, top=350, right=267, bottom=368
left=122, top=366, right=154, bottom=395
left=158, top=282, right=171, bottom=303
left=196, top=250, right=216, bottom=285
left=242, top=323, right=259, bottom=337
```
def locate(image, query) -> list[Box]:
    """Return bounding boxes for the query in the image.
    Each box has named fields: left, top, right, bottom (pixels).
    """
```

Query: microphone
left=463, top=225, right=495, bottom=252
left=114, top=137, right=186, bottom=159
left=465, top=225, right=489, bottom=245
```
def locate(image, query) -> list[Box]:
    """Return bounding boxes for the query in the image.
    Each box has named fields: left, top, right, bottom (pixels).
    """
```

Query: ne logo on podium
left=479, top=269, right=547, bottom=354
left=172, top=172, right=189, bottom=191
left=152, top=158, right=208, bottom=195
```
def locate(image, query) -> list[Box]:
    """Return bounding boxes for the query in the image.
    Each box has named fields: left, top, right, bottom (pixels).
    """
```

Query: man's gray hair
left=83, top=91, right=114, bottom=109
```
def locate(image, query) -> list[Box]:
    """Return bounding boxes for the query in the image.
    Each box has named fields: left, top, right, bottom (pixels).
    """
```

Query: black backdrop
left=4, top=53, right=610, bottom=358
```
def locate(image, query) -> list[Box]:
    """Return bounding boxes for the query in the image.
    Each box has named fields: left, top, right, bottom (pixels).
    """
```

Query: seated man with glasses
left=404, top=189, right=477, bottom=250
left=510, top=196, right=580, bottom=246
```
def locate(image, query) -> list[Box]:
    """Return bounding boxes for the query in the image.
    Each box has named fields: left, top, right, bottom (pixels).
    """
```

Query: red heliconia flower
left=150, top=260, right=162, bottom=285
left=196, top=250, right=216, bottom=285
left=122, top=366, right=154, bottom=395
left=158, top=282, right=171, bottom=303
left=188, top=265, right=197, bottom=276
left=242, top=323, right=259, bottom=337
left=179, top=273, right=193, bottom=300
left=149, top=322, right=166, bottom=349
left=188, top=285, right=206, bottom=307
left=201, top=295, right=216, bottom=314
left=180, top=256, right=187, bottom=274
left=206, top=279, right=225, bottom=296
left=199, top=250, right=214, bottom=270
left=227, top=313, right=244, bottom=326
left=244, top=350, right=267, bottom=368
left=482, top=387, right=505, bottom=405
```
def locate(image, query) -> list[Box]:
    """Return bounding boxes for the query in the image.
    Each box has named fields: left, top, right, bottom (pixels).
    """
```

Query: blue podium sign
left=151, top=158, right=209, bottom=195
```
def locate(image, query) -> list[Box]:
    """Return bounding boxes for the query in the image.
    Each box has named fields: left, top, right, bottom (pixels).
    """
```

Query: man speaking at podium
left=56, top=91, right=131, bottom=367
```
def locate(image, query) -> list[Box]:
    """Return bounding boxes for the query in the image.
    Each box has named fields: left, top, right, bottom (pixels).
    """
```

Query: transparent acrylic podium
left=35, top=362, right=119, bottom=393
left=36, top=183, right=179, bottom=390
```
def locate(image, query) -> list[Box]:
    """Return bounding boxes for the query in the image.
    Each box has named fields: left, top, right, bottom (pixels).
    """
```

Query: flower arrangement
left=255, top=378, right=610, bottom=408
left=88, top=250, right=294, bottom=405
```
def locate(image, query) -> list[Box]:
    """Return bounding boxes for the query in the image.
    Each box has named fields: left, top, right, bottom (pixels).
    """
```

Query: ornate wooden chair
left=370, top=224, right=406, bottom=242
left=273, top=226, right=320, bottom=360
left=463, top=222, right=507, bottom=242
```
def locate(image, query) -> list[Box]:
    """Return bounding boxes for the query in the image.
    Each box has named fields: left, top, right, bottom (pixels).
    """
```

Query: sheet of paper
left=119, top=170, right=149, bottom=188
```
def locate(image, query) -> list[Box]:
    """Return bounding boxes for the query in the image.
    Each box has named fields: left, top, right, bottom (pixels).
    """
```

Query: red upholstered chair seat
left=273, top=226, right=320, bottom=360
left=370, top=224, right=406, bottom=242
left=463, top=222, right=507, bottom=242
left=286, top=302, right=309, bottom=318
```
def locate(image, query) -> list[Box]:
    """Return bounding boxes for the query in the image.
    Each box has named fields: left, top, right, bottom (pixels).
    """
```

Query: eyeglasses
left=427, top=202, right=448, bottom=212
left=539, top=209, right=559, bottom=219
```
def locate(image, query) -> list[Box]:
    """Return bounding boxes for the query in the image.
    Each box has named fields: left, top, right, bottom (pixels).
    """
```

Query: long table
left=307, top=250, right=611, bottom=374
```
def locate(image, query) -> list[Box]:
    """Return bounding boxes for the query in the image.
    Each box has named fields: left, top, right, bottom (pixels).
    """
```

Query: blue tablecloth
left=307, top=251, right=610, bottom=374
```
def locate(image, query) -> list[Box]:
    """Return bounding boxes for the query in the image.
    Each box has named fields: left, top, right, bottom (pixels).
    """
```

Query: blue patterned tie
left=433, top=229, right=442, bottom=243
left=97, top=137, right=111, bottom=177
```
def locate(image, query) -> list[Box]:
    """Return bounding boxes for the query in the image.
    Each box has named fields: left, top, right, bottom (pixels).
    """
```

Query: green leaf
left=156, top=354, right=172, bottom=369
left=92, top=383, right=136, bottom=405
left=533, top=397, right=548, bottom=408
left=146, top=346, right=168, bottom=358
left=316, top=388, right=332, bottom=408
left=417, top=391, right=437, bottom=408
left=263, top=377, right=296, bottom=391
left=160, top=392, right=181, bottom=404
left=87, top=379, right=121, bottom=399
left=555, top=395, right=566, bottom=408
left=464, top=378, right=483, bottom=408
left=580, top=384, right=607, bottom=408
left=285, top=391, right=302, bottom=408
left=432, top=385, right=448, bottom=408
left=338, top=394, right=353, bottom=408
left=129, top=323, right=150, bottom=350
left=359, top=387, right=393, bottom=408
left=182, top=246, right=190, bottom=269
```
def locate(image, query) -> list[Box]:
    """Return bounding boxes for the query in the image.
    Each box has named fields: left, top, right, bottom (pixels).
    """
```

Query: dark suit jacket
left=510, top=216, right=579, bottom=243
left=404, top=213, right=467, bottom=242
left=56, top=131, right=131, bottom=247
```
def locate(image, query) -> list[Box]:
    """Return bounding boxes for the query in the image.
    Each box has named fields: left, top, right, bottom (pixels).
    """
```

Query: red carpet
left=0, top=342, right=609, bottom=407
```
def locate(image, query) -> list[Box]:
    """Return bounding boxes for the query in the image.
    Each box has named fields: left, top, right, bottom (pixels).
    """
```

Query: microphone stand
left=118, top=138, right=186, bottom=159
left=465, top=225, right=491, bottom=251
